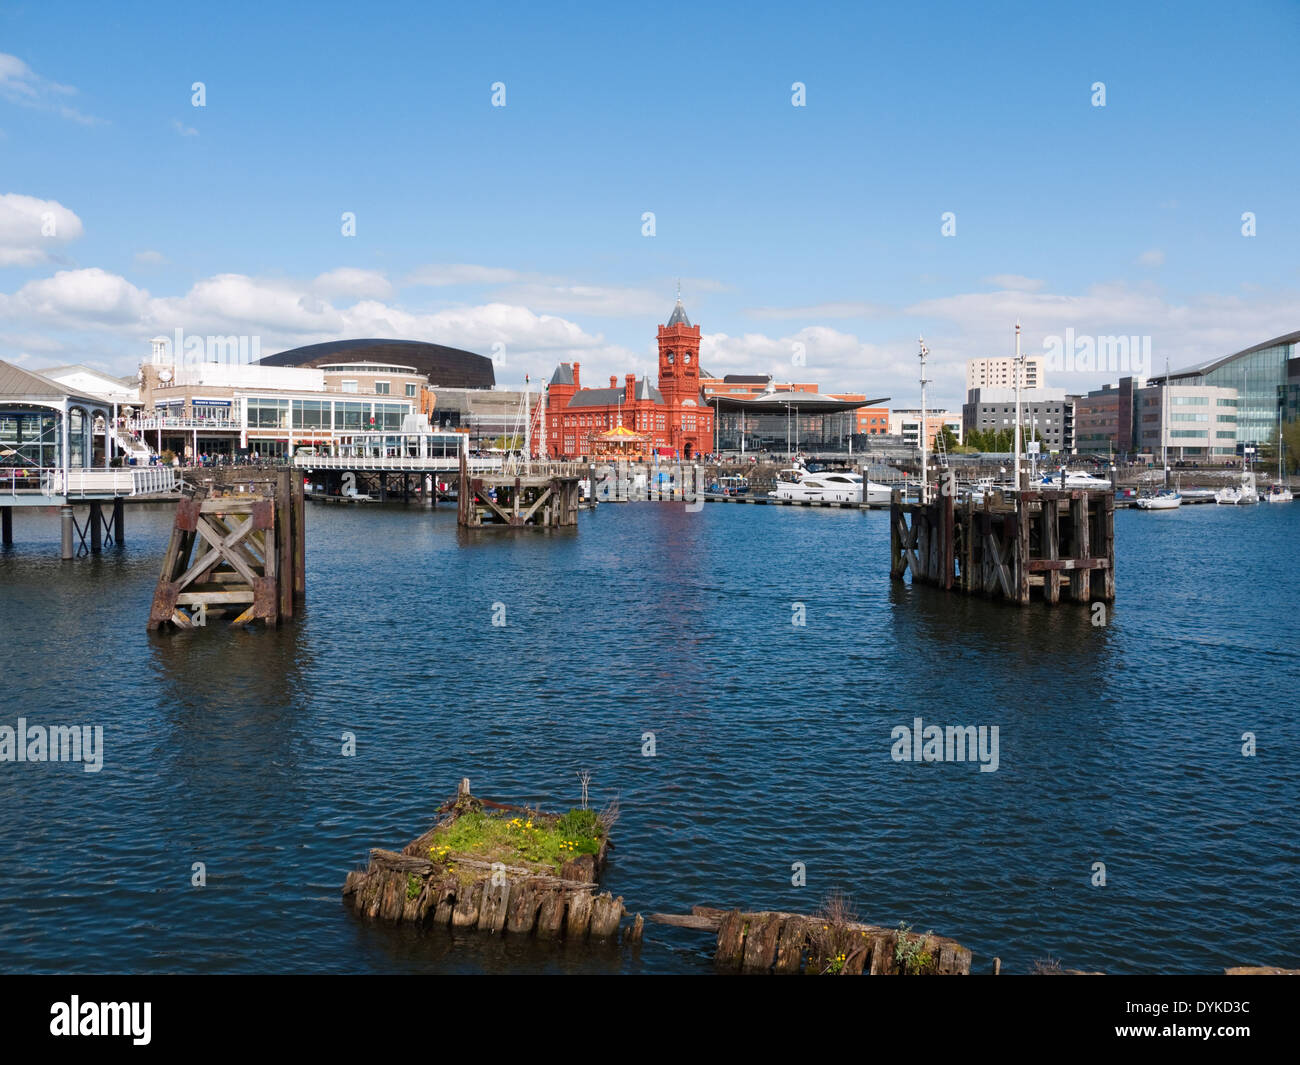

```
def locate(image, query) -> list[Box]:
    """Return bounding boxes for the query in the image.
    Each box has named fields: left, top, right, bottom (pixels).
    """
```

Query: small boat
left=1135, top=490, right=1182, bottom=510
left=1264, top=483, right=1294, bottom=503
left=708, top=474, right=750, bottom=496
left=1179, top=487, right=1216, bottom=501
left=1040, top=469, right=1113, bottom=490
left=1215, top=474, right=1259, bottom=505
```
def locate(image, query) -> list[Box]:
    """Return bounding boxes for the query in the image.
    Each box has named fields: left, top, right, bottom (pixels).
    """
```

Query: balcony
left=125, top=416, right=242, bottom=431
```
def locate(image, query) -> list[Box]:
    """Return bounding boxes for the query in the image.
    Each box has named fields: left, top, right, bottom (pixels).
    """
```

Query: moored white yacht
left=769, top=467, right=890, bottom=504
left=1134, top=489, right=1182, bottom=510
left=1040, top=469, right=1113, bottom=490
left=1215, top=473, right=1259, bottom=505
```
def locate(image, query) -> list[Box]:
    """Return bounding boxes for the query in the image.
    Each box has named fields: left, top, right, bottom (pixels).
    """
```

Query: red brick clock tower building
left=544, top=296, right=713, bottom=460
left=657, top=297, right=707, bottom=458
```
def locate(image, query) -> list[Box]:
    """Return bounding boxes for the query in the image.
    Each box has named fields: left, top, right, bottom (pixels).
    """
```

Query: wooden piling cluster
left=457, top=452, right=581, bottom=528
left=650, top=906, right=973, bottom=975
left=343, top=781, right=635, bottom=943
left=890, top=487, right=1114, bottom=606
left=147, top=470, right=304, bottom=631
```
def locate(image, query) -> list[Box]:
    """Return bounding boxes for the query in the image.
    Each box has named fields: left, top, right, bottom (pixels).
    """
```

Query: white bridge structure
left=292, top=427, right=503, bottom=475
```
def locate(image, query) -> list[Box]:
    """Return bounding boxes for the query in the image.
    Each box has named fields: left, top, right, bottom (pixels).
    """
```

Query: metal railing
left=124, top=416, right=242, bottom=431
left=1, top=466, right=179, bottom=499
left=294, top=453, right=501, bottom=472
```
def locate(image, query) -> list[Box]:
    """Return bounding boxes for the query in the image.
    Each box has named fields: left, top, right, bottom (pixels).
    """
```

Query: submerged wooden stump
left=650, top=905, right=973, bottom=975
left=343, top=780, right=630, bottom=944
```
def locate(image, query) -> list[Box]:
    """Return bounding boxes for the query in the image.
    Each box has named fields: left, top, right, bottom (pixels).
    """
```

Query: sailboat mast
left=918, top=336, right=929, bottom=503
left=1013, top=321, right=1023, bottom=491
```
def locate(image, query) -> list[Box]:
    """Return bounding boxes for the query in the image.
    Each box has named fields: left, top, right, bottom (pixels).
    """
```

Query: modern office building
left=1284, top=355, right=1300, bottom=423
left=1072, top=378, right=1139, bottom=457
left=888, top=409, right=963, bottom=448
left=1151, top=330, right=1299, bottom=449
left=966, top=355, right=1045, bottom=393
left=1133, top=382, right=1239, bottom=460
left=962, top=387, right=1073, bottom=452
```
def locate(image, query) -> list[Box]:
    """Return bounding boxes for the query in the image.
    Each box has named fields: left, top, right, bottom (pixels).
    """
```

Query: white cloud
left=311, top=267, right=392, bottom=301
left=701, top=326, right=902, bottom=398
left=745, top=301, right=885, bottom=319
left=404, top=264, right=521, bottom=286
left=0, top=193, right=84, bottom=265
left=1137, top=249, right=1165, bottom=267
left=905, top=282, right=1300, bottom=402
left=0, top=53, right=102, bottom=125
left=3, top=267, right=150, bottom=323
left=172, top=119, right=198, bottom=137
left=134, top=249, right=168, bottom=267
left=495, top=281, right=665, bottom=317
left=0, top=266, right=638, bottom=386
left=983, top=274, right=1046, bottom=292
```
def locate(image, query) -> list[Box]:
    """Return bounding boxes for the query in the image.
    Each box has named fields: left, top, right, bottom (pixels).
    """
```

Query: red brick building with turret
left=545, top=297, right=713, bottom=459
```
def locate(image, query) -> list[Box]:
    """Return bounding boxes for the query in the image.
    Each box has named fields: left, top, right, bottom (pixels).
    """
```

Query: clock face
left=666, top=352, right=675, bottom=364
left=684, top=353, right=692, bottom=364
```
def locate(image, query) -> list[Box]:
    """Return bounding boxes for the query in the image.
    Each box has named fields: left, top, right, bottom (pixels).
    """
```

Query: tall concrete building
left=966, top=355, right=1045, bottom=393
left=962, top=387, right=1073, bottom=452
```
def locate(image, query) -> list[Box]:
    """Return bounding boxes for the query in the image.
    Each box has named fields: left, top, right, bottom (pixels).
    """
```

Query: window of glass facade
left=1201, top=342, right=1294, bottom=444
left=293, top=399, right=330, bottom=430
left=248, top=398, right=290, bottom=428
left=0, top=410, right=59, bottom=467
left=375, top=381, right=390, bottom=395
left=334, top=401, right=368, bottom=430
left=374, top=403, right=405, bottom=430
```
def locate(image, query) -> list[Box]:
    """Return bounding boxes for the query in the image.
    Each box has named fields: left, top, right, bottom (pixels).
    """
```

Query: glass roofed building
left=1152, top=331, right=1299, bottom=448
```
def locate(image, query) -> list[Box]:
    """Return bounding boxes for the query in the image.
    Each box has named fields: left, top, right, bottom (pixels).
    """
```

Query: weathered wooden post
left=1015, top=496, right=1031, bottom=604
left=276, top=469, right=293, bottom=620
left=942, top=488, right=955, bottom=590
left=89, top=501, right=103, bottom=553
left=1098, top=492, right=1115, bottom=600
left=1043, top=495, right=1061, bottom=605
left=889, top=488, right=903, bottom=579
left=1069, top=493, right=1090, bottom=602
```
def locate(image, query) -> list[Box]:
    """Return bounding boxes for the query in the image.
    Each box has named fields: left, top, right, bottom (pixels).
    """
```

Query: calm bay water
left=1, top=497, right=1297, bottom=974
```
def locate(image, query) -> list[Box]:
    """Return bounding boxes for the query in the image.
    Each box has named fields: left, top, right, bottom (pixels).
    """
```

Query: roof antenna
left=676, top=277, right=681, bottom=302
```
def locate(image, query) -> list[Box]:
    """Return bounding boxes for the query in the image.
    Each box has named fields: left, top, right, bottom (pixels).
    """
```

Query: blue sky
left=1, top=0, right=1297, bottom=407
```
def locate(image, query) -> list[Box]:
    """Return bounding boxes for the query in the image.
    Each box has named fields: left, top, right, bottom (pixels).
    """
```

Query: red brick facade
left=545, top=299, right=714, bottom=460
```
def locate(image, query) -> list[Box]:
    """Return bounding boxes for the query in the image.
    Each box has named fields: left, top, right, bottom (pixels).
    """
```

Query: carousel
left=588, top=424, right=651, bottom=462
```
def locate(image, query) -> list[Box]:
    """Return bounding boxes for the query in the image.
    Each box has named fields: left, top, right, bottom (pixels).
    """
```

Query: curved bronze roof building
left=259, top=339, right=494, bottom=389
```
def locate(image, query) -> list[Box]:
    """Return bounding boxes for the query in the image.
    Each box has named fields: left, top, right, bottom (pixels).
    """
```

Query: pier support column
left=1, top=505, right=12, bottom=546
left=89, top=501, right=103, bottom=553
left=113, top=497, right=125, bottom=545
left=379, top=473, right=388, bottom=502
left=60, top=505, right=74, bottom=560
